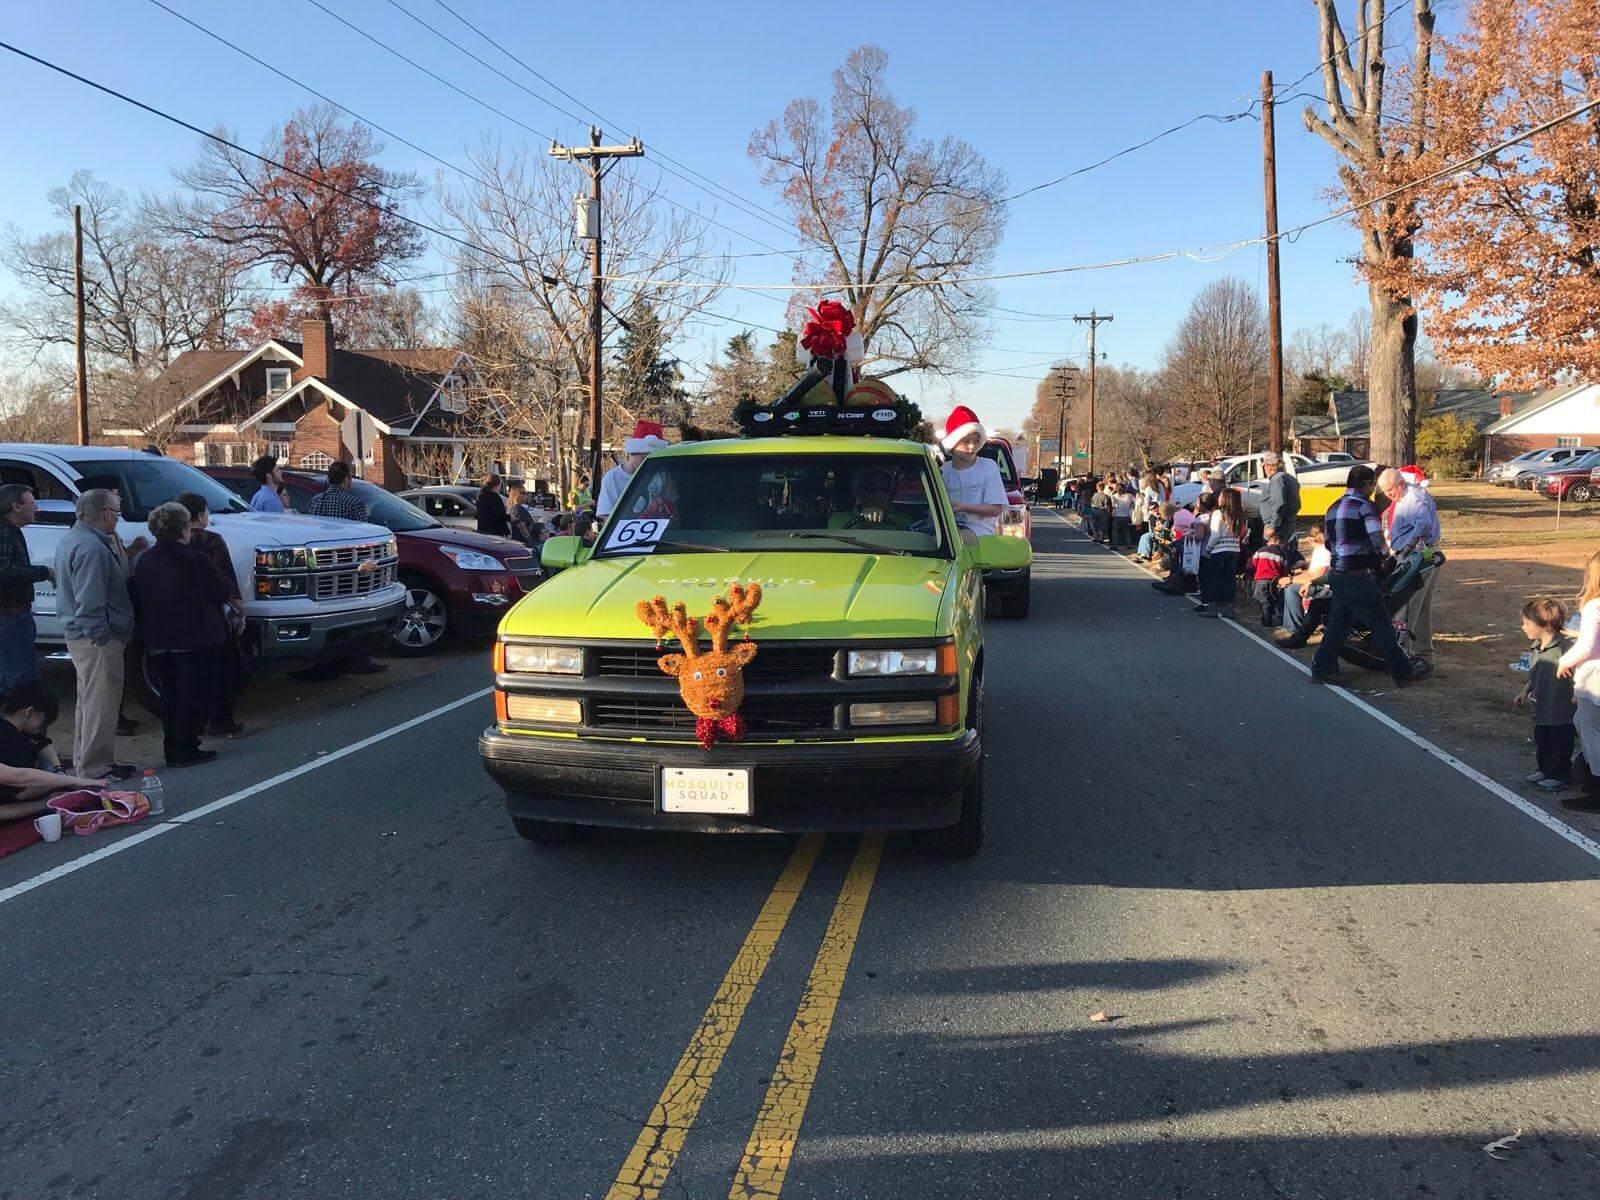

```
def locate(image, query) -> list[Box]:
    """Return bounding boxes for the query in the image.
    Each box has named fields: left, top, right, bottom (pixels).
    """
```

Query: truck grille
left=311, top=563, right=396, bottom=601
left=310, top=542, right=390, bottom=570
left=589, top=696, right=837, bottom=736
left=593, top=644, right=836, bottom=683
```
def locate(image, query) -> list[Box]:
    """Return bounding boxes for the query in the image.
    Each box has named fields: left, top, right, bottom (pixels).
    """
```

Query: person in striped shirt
left=1310, top=465, right=1431, bottom=687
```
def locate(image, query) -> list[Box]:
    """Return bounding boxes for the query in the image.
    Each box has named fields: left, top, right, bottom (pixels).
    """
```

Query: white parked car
left=3, top=445, right=404, bottom=697
left=1169, top=452, right=1362, bottom=512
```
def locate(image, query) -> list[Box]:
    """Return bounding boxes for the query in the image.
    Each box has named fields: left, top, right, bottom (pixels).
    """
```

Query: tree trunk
left=1366, top=283, right=1418, bottom=467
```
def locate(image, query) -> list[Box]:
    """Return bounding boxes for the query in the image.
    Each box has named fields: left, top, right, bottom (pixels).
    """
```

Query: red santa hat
left=940, top=405, right=986, bottom=450
left=624, top=419, right=670, bottom=455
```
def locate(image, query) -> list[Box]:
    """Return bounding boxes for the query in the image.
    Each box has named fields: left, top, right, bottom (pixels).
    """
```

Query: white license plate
left=660, top=767, right=751, bottom=815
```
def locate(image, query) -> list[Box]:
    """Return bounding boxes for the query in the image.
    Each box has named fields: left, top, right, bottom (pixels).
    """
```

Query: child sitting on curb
left=1517, top=598, right=1577, bottom=792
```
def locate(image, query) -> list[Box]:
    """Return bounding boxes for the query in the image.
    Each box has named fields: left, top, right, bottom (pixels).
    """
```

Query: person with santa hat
left=597, top=420, right=671, bottom=521
left=939, top=406, right=1007, bottom=543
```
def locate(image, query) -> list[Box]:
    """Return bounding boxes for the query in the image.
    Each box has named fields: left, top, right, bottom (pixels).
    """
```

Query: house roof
left=1292, top=414, right=1340, bottom=440
left=1323, top=388, right=1525, bottom=440
left=1482, top=383, right=1590, bottom=434
left=138, top=341, right=460, bottom=433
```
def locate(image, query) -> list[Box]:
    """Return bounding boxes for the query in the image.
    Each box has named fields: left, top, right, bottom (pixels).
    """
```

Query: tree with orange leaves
left=1411, top=0, right=1600, bottom=383
left=153, top=103, right=425, bottom=329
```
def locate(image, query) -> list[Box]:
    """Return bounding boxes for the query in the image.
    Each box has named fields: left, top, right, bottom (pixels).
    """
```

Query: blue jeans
left=1312, top=570, right=1413, bottom=682
left=0, top=610, right=39, bottom=690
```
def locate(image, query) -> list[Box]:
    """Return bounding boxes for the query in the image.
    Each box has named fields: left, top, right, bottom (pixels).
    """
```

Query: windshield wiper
left=753, top=531, right=913, bottom=556
left=640, top=538, right=732, bottom=554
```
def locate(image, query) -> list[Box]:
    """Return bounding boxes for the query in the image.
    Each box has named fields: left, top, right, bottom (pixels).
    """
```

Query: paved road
left=4, top=517, right=1600, bottom=1200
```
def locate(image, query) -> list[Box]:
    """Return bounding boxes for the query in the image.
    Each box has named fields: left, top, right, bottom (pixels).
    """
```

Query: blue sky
left=0, top=0, right=1447, bottom=431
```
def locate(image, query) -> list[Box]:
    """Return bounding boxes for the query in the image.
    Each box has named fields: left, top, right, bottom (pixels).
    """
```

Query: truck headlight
left=440, top=545, right=506, bottom=572
left=500, top=644, right=584, bottom=675
left=850, top=700, right=937, bottom=726
left=256, top=575, right=308, bottom=598
left=847, top=645, right=954, bottom=677
left=255, top=547, right=308, bottom=570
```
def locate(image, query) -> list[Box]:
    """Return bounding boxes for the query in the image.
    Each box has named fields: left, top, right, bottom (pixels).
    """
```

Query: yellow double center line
left=604, top=832, right=886, bottom=1200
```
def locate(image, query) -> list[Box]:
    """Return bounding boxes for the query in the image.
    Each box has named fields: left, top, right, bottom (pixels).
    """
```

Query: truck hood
left=209, top=512, right=394, bottom=547
left=511, top=551, right=954, bottom=640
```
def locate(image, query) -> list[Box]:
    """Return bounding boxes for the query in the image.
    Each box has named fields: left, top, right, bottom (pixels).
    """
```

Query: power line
left=411, top=0, right=802, bottom=240
left=0, top=38, right=562, bottom=282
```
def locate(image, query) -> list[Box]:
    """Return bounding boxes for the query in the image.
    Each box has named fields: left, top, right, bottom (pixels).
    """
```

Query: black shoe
left=166, top=749, right=218, bottom=768
left=1192, top=604, right=1213, bottom=616
left=206, top=722, right=245, bottom=737
left=103, top=763, right=140, bottom=782
left=1560, top=795, right=1600, bottom=812
left=1310, top=669, right=1346, bottom=686
left=116, top=717, right=139, bottom=736
left=345, top=659, right=389, bottom=676
left=1396, top=659, right=1434, bottom=687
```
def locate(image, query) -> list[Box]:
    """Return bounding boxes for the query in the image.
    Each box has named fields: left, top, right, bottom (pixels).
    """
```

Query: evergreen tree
left=610, top=301, right=687, bottom=432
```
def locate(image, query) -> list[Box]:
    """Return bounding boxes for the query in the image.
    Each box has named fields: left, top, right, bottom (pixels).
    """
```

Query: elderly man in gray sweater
left=56, top=488, right=138, bottom=779
left=1258, top=451, right=1301, bottom=547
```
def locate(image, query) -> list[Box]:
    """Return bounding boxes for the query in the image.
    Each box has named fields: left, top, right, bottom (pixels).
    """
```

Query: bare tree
left=1341, top=307, right=1372, bottom=389
left=0, top=171, right=253, bottom=370
left=1100, top=366, right=1176, bottom=468
left=1161, top=278, right=1269, bottom=456
left=1304, top=0, right=1437, bottom=465
left=749, top=46, right=1007, bottom=378
left=438, top=140, right=728, bottom=473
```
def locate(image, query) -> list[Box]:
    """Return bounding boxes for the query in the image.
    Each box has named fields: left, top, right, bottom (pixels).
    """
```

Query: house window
left=300, top=452, right=334, bottom=471
left=265, top=367, right=292, bottom=395
left=268, top=441, right=291, bottom=461
left=196, top=441, right=220, bottom=467
left=1558, top=436, right=1580, bottom=448
left=440, top=374, right=468, bottom=414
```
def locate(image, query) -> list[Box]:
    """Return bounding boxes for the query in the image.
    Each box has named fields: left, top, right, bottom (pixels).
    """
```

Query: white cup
left=33, top=812, right=62, bottom=843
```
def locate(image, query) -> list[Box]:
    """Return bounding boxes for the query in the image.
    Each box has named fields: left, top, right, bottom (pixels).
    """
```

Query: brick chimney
left=296, top=315, right=334, bottom=384
left=1499, top=394, right=1513, bottom=418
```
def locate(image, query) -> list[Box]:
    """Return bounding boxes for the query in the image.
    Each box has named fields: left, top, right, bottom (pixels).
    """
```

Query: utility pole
left=1052, top=366, right=1079, bottom=474
left=72, top=204, right=89, bottom=445
left=550, top=127, right=644, bottom=489
left=1262, top=70, right=1285, bottom=453
left=1072, top=311, right=1114, bottom=473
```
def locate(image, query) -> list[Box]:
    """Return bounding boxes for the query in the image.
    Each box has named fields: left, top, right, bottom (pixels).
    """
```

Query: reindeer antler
left=704, top=583, right=763, bottom=653
left=635, top=595, right=698, bottom=656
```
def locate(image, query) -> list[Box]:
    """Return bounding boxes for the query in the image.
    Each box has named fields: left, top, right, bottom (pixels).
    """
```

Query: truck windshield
left=66, top=457, right=251, bottom=521
left=596, top=453, right=948, bottom=558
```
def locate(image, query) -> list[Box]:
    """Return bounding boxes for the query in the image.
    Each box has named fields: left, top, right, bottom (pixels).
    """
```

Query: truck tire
left=999, top=571, right=1031, bottom=619
left=129, top=643, right=162, bottom=718
left=512, top=816, right=590, bottom=844
left=931, top=672, right=985, bottom=858
left=1571, top=483, right=1592, bottom=503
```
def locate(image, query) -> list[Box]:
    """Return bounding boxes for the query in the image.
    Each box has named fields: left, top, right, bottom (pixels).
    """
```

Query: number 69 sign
left=604, top=517, right=669, bottom=554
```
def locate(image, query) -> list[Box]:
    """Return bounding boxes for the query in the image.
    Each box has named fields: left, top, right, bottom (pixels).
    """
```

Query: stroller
left=1337, top=547, right=1446, bottom=671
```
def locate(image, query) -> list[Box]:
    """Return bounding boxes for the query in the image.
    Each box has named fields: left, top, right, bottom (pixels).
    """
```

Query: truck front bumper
left=248, top=597, right=405, bottom=663
left=478, top=728, right=980, bottom=834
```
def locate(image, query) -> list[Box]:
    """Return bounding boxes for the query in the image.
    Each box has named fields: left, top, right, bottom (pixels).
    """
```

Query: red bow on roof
left=800, top=300, right=855, bottom=360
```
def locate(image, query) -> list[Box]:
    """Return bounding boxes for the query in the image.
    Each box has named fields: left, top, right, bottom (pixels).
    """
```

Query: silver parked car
left=398, top=485, right=482, bottom=530
left=1509, top=447, right=1600, bottom=488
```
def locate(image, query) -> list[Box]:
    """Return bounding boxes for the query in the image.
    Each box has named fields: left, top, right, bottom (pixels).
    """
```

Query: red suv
left=203, top=468, right=542, bottom=654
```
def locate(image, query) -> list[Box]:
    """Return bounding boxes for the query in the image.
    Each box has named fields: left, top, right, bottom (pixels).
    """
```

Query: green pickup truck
left=478, top=432, right=1031, bottom=856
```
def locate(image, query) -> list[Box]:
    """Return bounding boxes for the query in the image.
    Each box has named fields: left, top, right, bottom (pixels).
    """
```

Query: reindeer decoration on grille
left=635, top=584, right=764, bottom=749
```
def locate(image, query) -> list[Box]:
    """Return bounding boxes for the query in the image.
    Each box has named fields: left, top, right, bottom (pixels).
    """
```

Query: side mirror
left=540, top=535, right=585, bottom=571
left=972, top=534, right=1032, bottom=571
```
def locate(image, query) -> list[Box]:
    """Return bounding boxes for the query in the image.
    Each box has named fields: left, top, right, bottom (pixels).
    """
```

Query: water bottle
left=140, top=769, right=165, bottom=816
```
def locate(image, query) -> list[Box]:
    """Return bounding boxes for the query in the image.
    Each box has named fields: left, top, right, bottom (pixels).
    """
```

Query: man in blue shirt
left=1380, top=467, right=1443, bottom=664
left=1310, top=465, right=1431, bottom=687
left=249, top=455, right=286, bottom=513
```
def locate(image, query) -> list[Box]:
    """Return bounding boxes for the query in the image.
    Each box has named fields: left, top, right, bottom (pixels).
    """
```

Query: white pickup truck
left=2, top=444, right=404, bottom=693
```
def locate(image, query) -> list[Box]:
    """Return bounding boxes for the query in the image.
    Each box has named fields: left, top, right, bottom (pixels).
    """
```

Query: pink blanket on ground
left=47, top=790, right=150, bottom=835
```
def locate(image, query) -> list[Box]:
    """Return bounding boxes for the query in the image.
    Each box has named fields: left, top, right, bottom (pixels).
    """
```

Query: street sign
left=1073, top=449, right=1089, bottom=459
left=1038, top=438, right=1060, bottom=453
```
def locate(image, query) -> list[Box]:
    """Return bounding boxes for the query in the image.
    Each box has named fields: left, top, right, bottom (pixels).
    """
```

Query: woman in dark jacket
left=176, top=492, right=246, bottom=738
left=132, top=502, right=233, bottom=767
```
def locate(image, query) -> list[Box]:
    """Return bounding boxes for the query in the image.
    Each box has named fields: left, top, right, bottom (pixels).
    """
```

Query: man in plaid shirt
left=306, top=462, right=369, bottom=522
left=1310, top=465, right=1431, bottom=687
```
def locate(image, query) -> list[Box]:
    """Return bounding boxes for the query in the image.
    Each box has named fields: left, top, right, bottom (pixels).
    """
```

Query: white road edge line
left=0, top=686, right=495, bottom=908
left=1040, top=507, right=1600, bottom=867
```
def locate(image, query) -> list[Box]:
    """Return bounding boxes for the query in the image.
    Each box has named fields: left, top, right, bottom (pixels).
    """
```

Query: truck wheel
left=1572, top=483, right=1592, bottom=502
left=512, top=816, right=590, bottom=844
left=393, top=576, right=451, bottom=656
left=129, top=644, right=162, bottom=718
left=931, top=673, right=985, bottom=858
left=999, top=572, right=1031, bottom=619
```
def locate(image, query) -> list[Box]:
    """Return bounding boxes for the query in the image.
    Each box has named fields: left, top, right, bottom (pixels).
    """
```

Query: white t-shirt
left=1308, top=544, right=1332, bottom=576
left=940, top=457, right=1008, bottom=537
left=596, top=462, right=636, bottom=518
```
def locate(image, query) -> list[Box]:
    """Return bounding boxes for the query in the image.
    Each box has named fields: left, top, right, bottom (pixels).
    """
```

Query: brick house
left=1291, top=386, right=1559, bottom=466
left=123, top=317, right=522, bottom=489
left=1480, top=383, right=1600, bottom=467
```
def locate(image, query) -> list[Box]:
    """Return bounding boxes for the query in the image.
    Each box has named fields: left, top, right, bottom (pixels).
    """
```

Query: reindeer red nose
left=708, top=697, right=723, bottom=710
